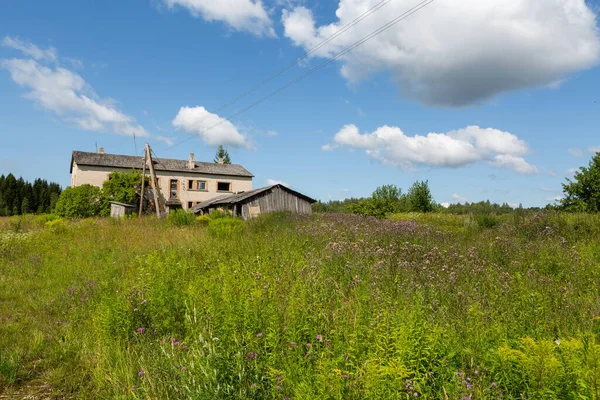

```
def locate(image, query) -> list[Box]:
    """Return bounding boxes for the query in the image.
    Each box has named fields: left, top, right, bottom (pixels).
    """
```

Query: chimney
left=98, top=147, right=104, bottom=154
left=188, top=153, right=195, bottom=169
left=218, top=157, right=224, bottom=164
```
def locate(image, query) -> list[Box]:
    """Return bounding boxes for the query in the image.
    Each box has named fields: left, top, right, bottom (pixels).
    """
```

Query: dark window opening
left=217, top=182, right=231, bottom=192
left=188, top=180, right=194, bottom=190
left=188, top=202, right=193, bottom=209
left=170, top=179, right=178, bottom=199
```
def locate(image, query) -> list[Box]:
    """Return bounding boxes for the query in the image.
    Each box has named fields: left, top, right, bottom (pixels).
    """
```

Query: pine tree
left=213, top=145, right=231, bottom=164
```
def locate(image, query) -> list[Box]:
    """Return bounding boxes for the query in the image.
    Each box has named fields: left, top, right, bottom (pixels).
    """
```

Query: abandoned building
left=191, top=184, right=315, bottom=219
left=70, top=149, right=253, bottom=211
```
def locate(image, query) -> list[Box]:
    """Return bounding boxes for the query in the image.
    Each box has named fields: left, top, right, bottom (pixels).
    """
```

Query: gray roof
left=191, top=184, right=315, bottom=213
left=71, top=151, right=253, bottom=177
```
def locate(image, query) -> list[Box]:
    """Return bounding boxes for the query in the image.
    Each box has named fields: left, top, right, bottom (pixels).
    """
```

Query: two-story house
left=70, top=149, right=253, bottom=211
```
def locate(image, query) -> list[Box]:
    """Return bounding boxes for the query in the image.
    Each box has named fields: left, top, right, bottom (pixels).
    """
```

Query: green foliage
left=54, top=184, right=102, bottom=218
left=214, top=145, right=231, bottom=164
left=207, top=216, right=244, bottom=237
left=561, top=152, right=600, bottom=212
left=407, top=180, right=435, bottom=212
left=0, top=173, right=62, bottom=216
left=3, top=212, right=600, bottom=398
left=100, top=170, right=145, bottom=217
left=195, top=215, right=212, bottom=225
left=167, top=209, right=196, bottom=226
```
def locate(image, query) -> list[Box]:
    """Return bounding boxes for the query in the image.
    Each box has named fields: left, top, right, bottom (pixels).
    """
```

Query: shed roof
left=70, top=151, right=253, bottom=177
left=190, top=184, right=315, bottom=213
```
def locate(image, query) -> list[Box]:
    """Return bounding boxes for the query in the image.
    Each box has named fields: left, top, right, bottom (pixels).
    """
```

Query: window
left=170, top=179, right=178, bottom=199
left=197, top=181, right=207, bottom=191
left=188, top=202, right=193, bottom=209
left=187, top=180, right=207, bottom=191
left=188, top=180, right=194, bottom=190
left=217, top=182, right=231, bottom=192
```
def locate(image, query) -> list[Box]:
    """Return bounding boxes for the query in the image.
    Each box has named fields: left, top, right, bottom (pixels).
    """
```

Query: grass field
left=1, top=212, right=600, bottom=399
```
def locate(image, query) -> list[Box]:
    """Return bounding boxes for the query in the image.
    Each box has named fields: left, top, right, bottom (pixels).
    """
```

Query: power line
left=164, top=0, right=435, bottom=152
left=174, top=0, right=393, bottom=136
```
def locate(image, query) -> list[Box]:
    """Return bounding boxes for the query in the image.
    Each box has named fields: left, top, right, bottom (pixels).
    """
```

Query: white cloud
left=546, top=195, right=564, bottom=202
left=267, top=178, right=290, bottom=187
left=566, top=167, right=581, bottom=175
left=568, top=148, right=584, bottom=157
left=1, top=58, right=149, bottom=137
left=452, top=193, right=469, bottom=203
left=440, top=202, right=450, bottom=209
left=590, top=146, right=600, bottom=154
left=2, top=36, right=57, bottom=62
left=489, top=154, right=538, bottom=175
left=542, top=168, right=557, bottom=177
left=163, top=0, right=275, bottom=37
left=324, top=124, right=538, bottom=175
left=282, top=1, right=600, bottom=106
left=172, top=106, right=250, bottom=148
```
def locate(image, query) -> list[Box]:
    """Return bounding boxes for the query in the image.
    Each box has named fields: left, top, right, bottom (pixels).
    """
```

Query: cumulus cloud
left=440, top=202, right=450, bottom=209
left=568, top=148, right=584, bottom=157
left=267, top=178, right=290, bottom=187
left=2, top=36, right=57, bottom=62
left=323, top=124, right=537, bottom=175
left=282, top=0, right=600, bottom=106
left=163, top=0, right=275, bottom=37
left=172, top=106, right=250, bottom=148
left=1, top=40, right=150, bottom=137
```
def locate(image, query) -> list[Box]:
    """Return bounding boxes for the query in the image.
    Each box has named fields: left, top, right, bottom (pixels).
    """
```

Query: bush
left=195, top=215, right=212, bottom=226
left=207, top=217, right=244, bottom=237
left=167, top=209, right=196, bottom=226
left=54, top=185, right=103, bottom=218
left=45, top=218, right=67, bottom=233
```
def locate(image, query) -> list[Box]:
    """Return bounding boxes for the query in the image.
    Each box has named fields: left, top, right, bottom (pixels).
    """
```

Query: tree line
left=0, top=173, right=62, bottom=216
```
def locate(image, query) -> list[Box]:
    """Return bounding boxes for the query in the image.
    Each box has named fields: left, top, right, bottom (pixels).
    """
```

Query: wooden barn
left=190, top=184, right=315, bottom=219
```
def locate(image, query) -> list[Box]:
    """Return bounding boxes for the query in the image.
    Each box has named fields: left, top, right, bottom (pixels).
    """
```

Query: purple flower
left=306, top=343, right=312, bottom=347
left=181, top=345, right=188, bottom=350
left=257, top=333, right=263, bottom=338
left=181, top=366, right=187, bottom=371
left=247, top=352, right=258, bottom=359
left=343, top=374, right=349, bottom=379
left=131, top=385, right=137, bottom=390
left=251, top=383, right=257, bottom=389
left=50, top=299, right=55, bottom=303
left=137, top=327, right=145, bottom=333
left=474, top=370, right=479, bottom=375
left=289, top=342, right=296, bottom=347
left=316, top=334, right=323, bottom=342
left=171, top=338, right=180, bottom=345
left=138, top=370, right=144, bottom=377
left=492, top=382, right=497, bottom=388
left=140, top=299, right=147, bottom=305
left=455, top=372, right=461, bottom=377
left=413, top=393, right=419, bottom=397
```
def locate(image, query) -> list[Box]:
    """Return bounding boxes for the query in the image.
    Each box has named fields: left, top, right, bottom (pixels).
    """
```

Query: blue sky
left=1, top=0, right=599, bottom=207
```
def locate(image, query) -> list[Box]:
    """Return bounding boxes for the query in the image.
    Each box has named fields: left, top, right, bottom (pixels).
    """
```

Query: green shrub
left=207, top=217, right=244, bottom=237
left=44, top=218, right=67, bottom=233
left=167, top=209, right=196, bottom=226
left=54, top=185, right=102, bottom=218
left=196, top=215, right=212, bottom=226
left=475, top=214, right=499, bottom=229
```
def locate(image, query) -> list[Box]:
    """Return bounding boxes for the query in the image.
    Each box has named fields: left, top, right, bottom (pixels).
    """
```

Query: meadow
left=1, top=211, right=600, bottom=399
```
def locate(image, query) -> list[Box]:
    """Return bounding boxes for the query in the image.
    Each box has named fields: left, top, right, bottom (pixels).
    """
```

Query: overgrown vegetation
left=560, top=151, right=600, bottom=212
left=2, top=211, right=600, bottom=398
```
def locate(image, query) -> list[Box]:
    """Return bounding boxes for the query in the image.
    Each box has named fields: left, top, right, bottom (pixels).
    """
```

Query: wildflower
left=343, top=374, right=349, bottom=379
left=181, top=366, right=187, bottom=371
left=181, top=345, right=188, bottom=350
left=132, top=385, right=137, bottom=390
left=247, top=352, right=258, bottom=359
left=140, top=299, right=147, bottom=305
left=50, top=299, right=55, bottom=303
left=289, top=341, right=296, bottom=347
left=138, top=370, right=144, bottom=377
left=455, top=372, right=461, bottom=377
left=171, top=338, right=180, bottom=345
left=251, top=383, right=257, bottom=389
left=492, top=382, right=497, bottom=388
left=306, top=343, right=312, bottom=348
left=316, top=334, right=323, bottom=342
left=137, top=327, right=145, bottom=333
left=257, top=333, right=263, bottom=338
left=555, top=339, right=561, bottom=346
left=133, top=308, right=139, bottom=312
left=474, top=370, right=479, bottom=375
left=413, top=393, right=419, bottom=397
left=466, top=383, right=473, bottom=389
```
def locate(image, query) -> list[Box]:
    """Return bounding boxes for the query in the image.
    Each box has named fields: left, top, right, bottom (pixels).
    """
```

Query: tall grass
left=1, top=212, right=600, bottom=398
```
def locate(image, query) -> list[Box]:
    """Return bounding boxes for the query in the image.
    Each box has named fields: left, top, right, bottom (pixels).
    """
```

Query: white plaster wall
left=72, top=163, right=253, bottom=210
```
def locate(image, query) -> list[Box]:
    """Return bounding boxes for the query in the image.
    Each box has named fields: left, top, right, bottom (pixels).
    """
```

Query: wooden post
left=146, top=143, right=164, bottom=218
left=138, top=146, right=147, bottom=217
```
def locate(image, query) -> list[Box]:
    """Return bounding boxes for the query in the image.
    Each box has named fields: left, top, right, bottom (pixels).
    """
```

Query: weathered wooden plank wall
left=240, top=187, right=312, bottom=219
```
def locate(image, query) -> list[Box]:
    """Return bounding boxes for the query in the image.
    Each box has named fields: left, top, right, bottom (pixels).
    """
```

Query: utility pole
left=139, top=146, right=147, bottom=217
left=146, top=143, right=164, bottom=218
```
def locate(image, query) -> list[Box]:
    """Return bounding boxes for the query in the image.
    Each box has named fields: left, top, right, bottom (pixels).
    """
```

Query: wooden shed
left=191, top=184, right=315, bottom=219
left=109, top=201, right=136, bottom=218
